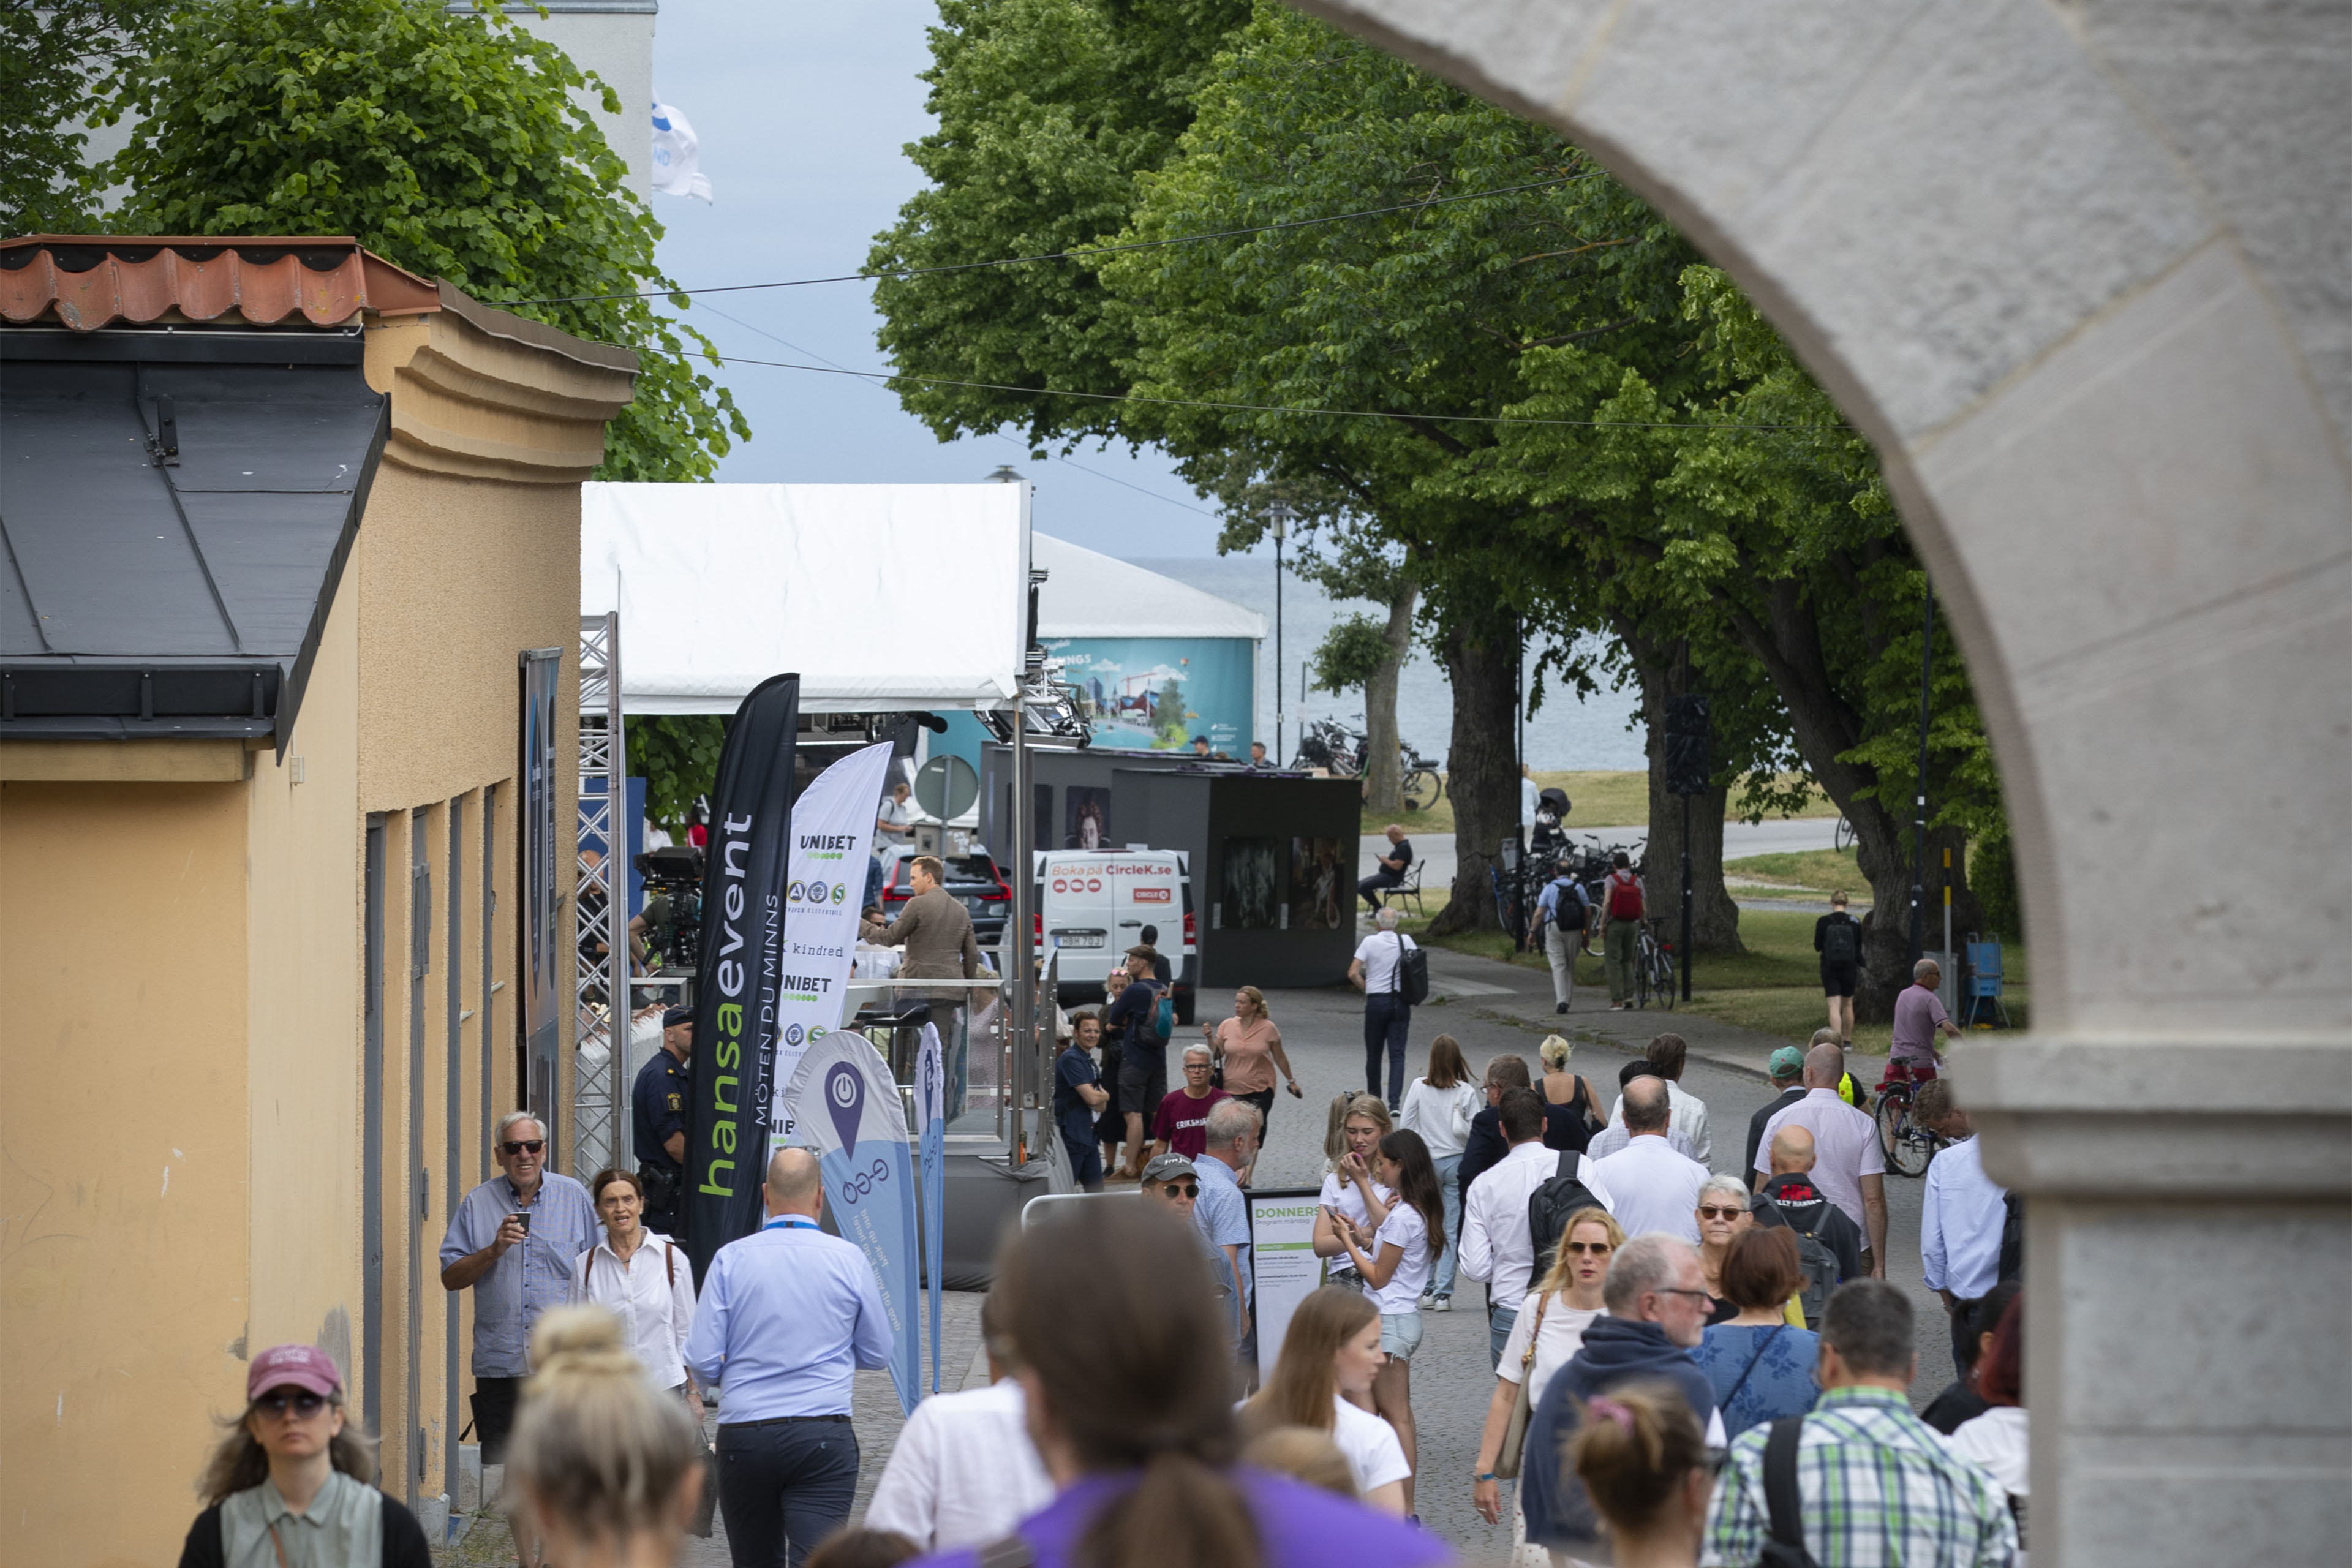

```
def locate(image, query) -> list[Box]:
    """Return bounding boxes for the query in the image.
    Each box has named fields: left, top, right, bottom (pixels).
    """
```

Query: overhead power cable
left=665, top=345, right=1848, bottom=435
left=497, top=173, right=1605, bottom=306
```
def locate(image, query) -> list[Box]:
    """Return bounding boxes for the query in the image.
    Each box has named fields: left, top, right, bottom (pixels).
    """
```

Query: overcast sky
left=647, top=0, right=1229, bottom=557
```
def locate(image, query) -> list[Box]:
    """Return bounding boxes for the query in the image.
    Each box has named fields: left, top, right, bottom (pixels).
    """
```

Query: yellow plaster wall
left=0, top=780, right=251, bottom=1566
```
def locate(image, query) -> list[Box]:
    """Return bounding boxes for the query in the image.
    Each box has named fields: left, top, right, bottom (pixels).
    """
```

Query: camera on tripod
left=631, top=846, right=705, bottom=971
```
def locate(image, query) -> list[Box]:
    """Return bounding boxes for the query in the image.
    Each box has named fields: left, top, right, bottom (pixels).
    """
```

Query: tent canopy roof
left=1031, top=533, right=1265, bottom=641
left=582, top=482, right=1030, bottom=714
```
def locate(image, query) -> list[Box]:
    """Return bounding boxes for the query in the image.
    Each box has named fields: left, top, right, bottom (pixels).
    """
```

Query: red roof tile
left=0, top=236, right=440, bottom=331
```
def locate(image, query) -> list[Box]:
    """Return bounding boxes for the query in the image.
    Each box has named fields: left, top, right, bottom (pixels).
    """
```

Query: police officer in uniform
left=631, top=1005, right=693, bottom=1235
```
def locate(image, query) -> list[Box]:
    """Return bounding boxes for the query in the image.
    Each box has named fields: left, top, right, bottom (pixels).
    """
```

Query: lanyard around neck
left=764, top=1216, right=820, bottom=1232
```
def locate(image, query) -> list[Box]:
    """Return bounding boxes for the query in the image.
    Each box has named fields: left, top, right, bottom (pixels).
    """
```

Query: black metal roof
left=0, top=325, right=387, bottom=747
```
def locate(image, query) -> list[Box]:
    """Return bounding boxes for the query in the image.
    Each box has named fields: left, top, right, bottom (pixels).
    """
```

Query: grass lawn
left=1393, top=899, right=2030, bottom=1051
left=1362, top=769, right=1839, bottom=839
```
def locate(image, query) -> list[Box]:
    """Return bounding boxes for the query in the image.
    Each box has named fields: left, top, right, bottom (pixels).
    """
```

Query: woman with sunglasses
left=1325, top=1128, right=1445, bottom=1518
left=1242, top=1287, right=1409, bottom=1515
left=1471, top=1207, right=1624, bottom=1539
left=177, top=1344, right=432, bottom=1568
left=569, top=1168, right=703, bottom=1421
left=1692, top=1175, right=1766, bottom=1325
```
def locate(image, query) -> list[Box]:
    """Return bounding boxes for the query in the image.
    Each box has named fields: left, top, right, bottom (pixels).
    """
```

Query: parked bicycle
left=1872, top=1060, right=1946, bottom=1177
left=1634, top=918, right=1678, bottom=1011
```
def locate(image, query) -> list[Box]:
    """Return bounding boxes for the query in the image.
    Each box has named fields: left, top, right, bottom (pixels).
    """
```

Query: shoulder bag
left=1759, top=1415, right=1821, bottom=1568
left=1392, top=932, right=1430, bottom=1005
left=1492, top=1292, right=1551, bottom=1479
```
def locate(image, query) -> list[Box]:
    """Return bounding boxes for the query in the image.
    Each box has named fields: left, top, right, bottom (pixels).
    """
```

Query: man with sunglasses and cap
left=631, top=1005, right=695, bottom=1234
left=439, top=1110, right=598, bottom=1464
left=1143, top=1152, right=1243, bottom=1348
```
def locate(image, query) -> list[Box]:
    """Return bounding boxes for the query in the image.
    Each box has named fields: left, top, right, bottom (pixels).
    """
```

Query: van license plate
left=1054, top=932, right=1106, bottom=949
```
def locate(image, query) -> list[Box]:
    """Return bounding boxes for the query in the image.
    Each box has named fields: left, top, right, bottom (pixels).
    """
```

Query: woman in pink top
left=1207, top=986, right=1302, bottom=1183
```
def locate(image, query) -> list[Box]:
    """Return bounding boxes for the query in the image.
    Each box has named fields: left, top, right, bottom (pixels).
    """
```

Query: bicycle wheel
left=1833, top=815, right=1855, bottom=853
left=1656, top=948, right=1678, bottom=1011
left=1877, top=1092, right=1932, bottom=1177
left=1401, top=768, right=1437, bottom=810
left=1635, top=941, right=1652, bottom=1009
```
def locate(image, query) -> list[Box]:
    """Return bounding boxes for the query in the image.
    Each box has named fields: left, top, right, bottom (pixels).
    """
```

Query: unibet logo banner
left=783, top=1030, right=921, bottom=1415
left=769, top=741, right=894, bottom=1144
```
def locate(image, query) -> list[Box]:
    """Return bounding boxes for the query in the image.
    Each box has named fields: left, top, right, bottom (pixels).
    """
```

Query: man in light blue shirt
left=686, top=1146, right=890, bottom=1567
left=1917, top=1080, right=2011, bottom=1378
left=439, top=1110, right=599, bottom=1463
left=1192, top=1099, right=1259, bottom=1362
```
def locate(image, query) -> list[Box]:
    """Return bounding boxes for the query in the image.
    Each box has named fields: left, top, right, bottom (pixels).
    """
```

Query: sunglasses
left=500, top=1140, right=545, bottom=1156
left=1158, top=1182, right=1200, bottom=1199
left=255, top=1390, right=329, bottom=1419
left=1563, top=1240, right=1613, bottom=1256
left=1697, top=1205, right=1746, bottom=1221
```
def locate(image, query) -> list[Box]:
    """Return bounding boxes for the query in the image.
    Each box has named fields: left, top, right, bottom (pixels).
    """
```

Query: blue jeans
left=715, top=1418, right=859, bottom=1567
left=1363, top=995, right=1411, bottom=1106
left=1488, top=1302, right=1518, bottom=1373
left=1431, top=1152, right=1463, bottom=1297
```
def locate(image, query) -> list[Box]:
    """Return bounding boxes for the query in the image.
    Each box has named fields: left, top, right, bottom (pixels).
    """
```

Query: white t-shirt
left=1497, top=1293, right=1604, bottom=1403
left=1368, top=1202, right=1433, bottom=1314
left=1319, top=1171, right=1396, bottom=1230
left=1397, top=1077, right=1479, bottom=1159
left=864, top=1379, right=1055, bottom=1551
left=1945, top=1405, right=2029, bottom=1499
left=1353, top=930, right=1418, bottom=995
left=1332, top=1394, right=1412, bottom=1495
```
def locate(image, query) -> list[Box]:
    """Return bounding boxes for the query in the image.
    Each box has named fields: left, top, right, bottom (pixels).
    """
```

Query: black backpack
left=1821, top=914, right=1858, bottom=964
left=1389, top=933, right=1430, bottom=1005
left=1526, top=1152, right=1611, bottom=1279
left=1552, top=880, right=1588, bottom=933
left=1997, top=1191, right=2026, bottom=1284
left=1759, top=1194, right=1842, bottom=1328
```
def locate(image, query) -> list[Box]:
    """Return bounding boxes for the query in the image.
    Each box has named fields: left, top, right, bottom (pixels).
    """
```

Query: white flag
left=650, top=99, right=713, bottom=202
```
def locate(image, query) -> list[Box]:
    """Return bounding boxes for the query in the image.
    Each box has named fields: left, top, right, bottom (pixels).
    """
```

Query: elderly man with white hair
left=1147, top=1041, right=1231, bottom=1163
left=1349, top=905, right=1420, bottom=1109
left=439, top=1110, right=599, bottom=1463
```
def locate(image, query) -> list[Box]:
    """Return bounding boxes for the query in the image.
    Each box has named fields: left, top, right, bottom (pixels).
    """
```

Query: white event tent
left=581, top=481, right=1030, bottom=713
left=1029, top=533, right=1266, bottom=641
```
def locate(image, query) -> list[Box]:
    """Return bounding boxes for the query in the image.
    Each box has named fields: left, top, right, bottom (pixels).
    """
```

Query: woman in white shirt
left=568, top=1169, right=700, bottom=1416
left=1947, top=1292, right=2029, bottom=1562
left=1396, top=1034, right=1480, bottom=1313
left=1472, top=1205, right=1625, bottom=1555
left=1329, top=1128, right=1446, bottom=1518
left=1240, top=1286, right=1410, bottom=1515
left=1311, top=1094, right=1394, bottom=1292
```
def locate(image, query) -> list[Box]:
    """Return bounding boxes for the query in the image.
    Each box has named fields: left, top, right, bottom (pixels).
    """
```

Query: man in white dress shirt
left=1583, top=1077, right=1711, bottom=1243
left=1457, top=1088, right=1557, bottom=1371
left=863, top=1291, right=1054, bottom=1551
left=1753, top=1041, right=1889, bottom=1275
left=1597, top=1033, right=1711, bottom=1163
left=1915, top=1078, right=2012, bottom=1378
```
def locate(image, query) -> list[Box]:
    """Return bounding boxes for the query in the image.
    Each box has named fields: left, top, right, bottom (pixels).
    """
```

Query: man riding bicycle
left=1885, top=957, right=1964, bottom=1090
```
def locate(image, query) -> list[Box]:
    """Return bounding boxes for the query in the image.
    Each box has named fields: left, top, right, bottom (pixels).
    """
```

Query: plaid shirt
left=1703, top=1386, right=2018, bottom=1568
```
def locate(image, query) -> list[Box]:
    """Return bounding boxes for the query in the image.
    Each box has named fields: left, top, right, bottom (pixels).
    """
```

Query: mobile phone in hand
left=513, top=1210, right=532, bottom=1237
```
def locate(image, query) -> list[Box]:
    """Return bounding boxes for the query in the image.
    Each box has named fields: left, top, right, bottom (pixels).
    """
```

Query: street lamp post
left=1269, top=502, right=1292, bottom=764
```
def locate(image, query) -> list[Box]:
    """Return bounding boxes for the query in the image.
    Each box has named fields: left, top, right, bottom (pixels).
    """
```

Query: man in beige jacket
left=862, top=857, right=985, bottom=1046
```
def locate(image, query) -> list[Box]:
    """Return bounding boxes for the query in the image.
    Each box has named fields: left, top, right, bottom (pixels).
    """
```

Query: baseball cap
left=247, top=1343, right=342, bottom=1403
left=663, top=1005, right=693, bottom=1028
left=1140, top=1153, right=1197, bottom=1185
left=1768, top=1046, right=1806, bottom=1079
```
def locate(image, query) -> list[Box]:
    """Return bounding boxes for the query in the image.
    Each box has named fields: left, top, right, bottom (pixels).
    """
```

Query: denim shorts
left=1379, top=1310, right=1423, bottom=1361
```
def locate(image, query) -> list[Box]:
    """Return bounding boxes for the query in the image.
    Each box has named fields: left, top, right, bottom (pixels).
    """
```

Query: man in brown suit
left=862, top=857, right=984, bottom=1038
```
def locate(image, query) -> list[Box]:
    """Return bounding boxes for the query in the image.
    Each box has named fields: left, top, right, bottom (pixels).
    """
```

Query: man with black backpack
left=1348, top=906, right=1424, bottom=1109
left=1814, top=891, right=1863, bottom=1046
left=1529, top=857, right=1589, bottom=1014
left=1750, top=1125, right=1864, bottom=1329
left=1703, top=1280, right=2017, bottom=1567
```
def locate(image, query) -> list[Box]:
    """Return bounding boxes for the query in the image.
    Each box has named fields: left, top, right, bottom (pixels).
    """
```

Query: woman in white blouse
left=1396, top=1034, right=1480, bottom=1311
left=568, top=1169, right=700, bottom=1417
left=1472, top=1205, right=1626, bottom=1551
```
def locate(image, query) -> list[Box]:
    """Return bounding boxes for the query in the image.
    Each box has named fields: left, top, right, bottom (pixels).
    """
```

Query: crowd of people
left=175, top=941, right=2027, bottom=1568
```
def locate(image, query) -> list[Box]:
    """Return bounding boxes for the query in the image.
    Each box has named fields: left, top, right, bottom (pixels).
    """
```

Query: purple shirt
left=908, top=1471, right=1449, bottom=1568
left=1890, top=984, right=1950, bottom=1063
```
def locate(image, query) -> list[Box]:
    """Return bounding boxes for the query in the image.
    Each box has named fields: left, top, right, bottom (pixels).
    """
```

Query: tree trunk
left=1623, top=633, right=1744, bottom=956
left=1360, top=579, right=1417, bottom=815
left=1427, top=614, right=1520, bottom=935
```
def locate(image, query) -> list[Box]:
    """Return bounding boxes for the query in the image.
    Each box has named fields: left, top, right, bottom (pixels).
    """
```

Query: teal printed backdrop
left=1044, top=636, right=1256, bottom=755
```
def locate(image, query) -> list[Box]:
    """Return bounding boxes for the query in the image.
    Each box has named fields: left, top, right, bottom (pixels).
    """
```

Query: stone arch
left=1288, top=1, right=2351, bottom=1561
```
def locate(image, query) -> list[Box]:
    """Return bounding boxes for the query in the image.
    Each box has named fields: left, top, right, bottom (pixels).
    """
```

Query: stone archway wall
left=1286, top=1, right=2352, bottom=1561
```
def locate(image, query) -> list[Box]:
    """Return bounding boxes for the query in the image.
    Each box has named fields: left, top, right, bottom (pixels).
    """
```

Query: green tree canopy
left=92, top=0, right=746, bottom=481
left=1, top=0, right=168, bottom=230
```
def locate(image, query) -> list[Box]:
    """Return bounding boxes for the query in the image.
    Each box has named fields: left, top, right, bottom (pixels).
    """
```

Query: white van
left=1033, top=848, right=1196, bottom=1023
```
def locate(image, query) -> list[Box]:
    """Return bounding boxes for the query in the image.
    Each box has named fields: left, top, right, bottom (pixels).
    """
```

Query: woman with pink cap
left=176, top=1343, right=431, bottom=1567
